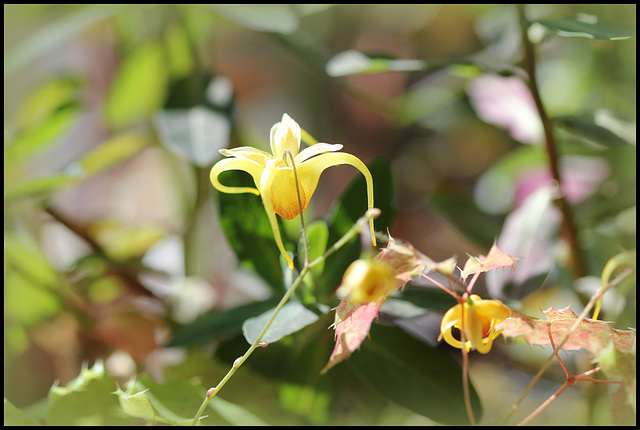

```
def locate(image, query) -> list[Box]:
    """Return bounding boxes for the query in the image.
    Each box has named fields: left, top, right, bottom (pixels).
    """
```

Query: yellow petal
left=220, top=146, right=272, bottom=164
left=210, top=157, right=263, bottom=195
left=296, top=152, right=376, bottom=246
left=270, top=113, right=301, bottom=160
left=295, top=143, right=343, bottom=163
left=259, top=165, right=295, bottom=270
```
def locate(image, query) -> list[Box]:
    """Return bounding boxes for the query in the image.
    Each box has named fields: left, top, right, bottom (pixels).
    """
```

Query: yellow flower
left=438, top=294, right=511, bottom=354
left=210, top=113, right=375, bottom=270
left=336, top=259, right=398, bottom=305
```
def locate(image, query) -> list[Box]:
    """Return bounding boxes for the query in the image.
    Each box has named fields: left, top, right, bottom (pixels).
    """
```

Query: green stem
left=190, top=208, right=380, bottom=425
left=515, top=4, right=586, bottom=279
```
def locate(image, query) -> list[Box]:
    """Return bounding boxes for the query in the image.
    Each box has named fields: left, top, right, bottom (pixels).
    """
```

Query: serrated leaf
left=349, top=324, right=482, bottom=425
left=497, top=307, right=636, bottom=355
left=461, top=242, right=517, bottom=281
left=322, top=299, right=382, bottom=373
left=242, top=300, right=329, bottom=345
left=536, top=17, right=636, bottom=40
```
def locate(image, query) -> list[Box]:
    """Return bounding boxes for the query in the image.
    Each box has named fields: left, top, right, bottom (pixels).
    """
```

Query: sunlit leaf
left=536, top=17, right=636, bottom=40
left=349, top=324, right=482, bottom=425
left=461, top=242, right=517, bottom=281
left=88, top=220, right=166, bottom=261
left=497, top=307, right=636, bottom=354
left=209, top=4, right=299, bottom=34
left=242, top=300, right=329, bottom=345
left=104, top=42, right=168, bottom=129
left=322, top=299, right=382, bottom=373
left=77, top=132, right=151, bottom=175
left=326, top=50, right=426, bottom=77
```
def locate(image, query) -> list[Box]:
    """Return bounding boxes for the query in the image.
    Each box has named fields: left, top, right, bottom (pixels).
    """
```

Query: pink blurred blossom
left=467, top=74, right=544, bottom=144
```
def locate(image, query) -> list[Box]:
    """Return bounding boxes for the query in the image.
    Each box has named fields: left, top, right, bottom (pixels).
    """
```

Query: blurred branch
left=516, top=4, right=587, bottom=279
left=44, top=204, right=156, bottom=297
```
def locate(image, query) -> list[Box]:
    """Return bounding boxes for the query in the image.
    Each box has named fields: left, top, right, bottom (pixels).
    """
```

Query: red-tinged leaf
left=497, top=307, right=636, bottom=356
left=461, top=242, right=517, bottom=281
left=321, top=299, right=382, bottom=373
left=377, top=235, right=435, bottom=284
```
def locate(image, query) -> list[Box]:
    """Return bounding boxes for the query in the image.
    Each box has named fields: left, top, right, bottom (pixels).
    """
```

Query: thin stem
left=502, top=267, right=634, bottom=424
left=190, top=208, right=379, bottom=425
left=515, top=4, right=586, bottom=278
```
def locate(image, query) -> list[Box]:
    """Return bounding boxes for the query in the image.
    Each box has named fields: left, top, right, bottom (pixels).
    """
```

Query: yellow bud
left=337, top=259, right=398, bottom=305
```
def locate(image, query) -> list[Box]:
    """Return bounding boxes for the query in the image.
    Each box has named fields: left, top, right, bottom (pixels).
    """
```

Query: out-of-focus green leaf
left=349, top=324, right=482, bottom=425
left=209, top=395, right=270, bottom=426
left=4, top=234, right=59, bottom=291
left=88, top=220, right=166, bottom=262
left=4, top=398, right=34, bottom=426
left=554, top=113, right=634, bottom=147
left=163, top=24, right=195, bottom=79
left=5, top=106, right=80, bottom=166
left=167, top=297, right=280, bottom=347
left=77, top=132, right=151, bottom=174
left=536, top=17, right=636, bottom=40
left=319, top=158, right=396, bottom=301
left=216, top=169, right=285, bottom=291
left=4, top=171, right=82, bottom=202
left=104, top=41, right=168, bottom=129
left=208, top=4, right=299, bottom=34
left=243, top=300, right=329, bottom=345
left=326, top=50, right=427, bottom=77
left=431, top=189, right=502, bottom=249
left=13, top=78, right=82, bottom=131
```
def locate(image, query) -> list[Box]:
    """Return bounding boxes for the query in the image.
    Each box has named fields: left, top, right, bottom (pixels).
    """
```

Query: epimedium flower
left=210, top=113, right=375, bottom=270
left=438, top=294, right=511, bottom=354
left=336, top=258, right=398, bottom=305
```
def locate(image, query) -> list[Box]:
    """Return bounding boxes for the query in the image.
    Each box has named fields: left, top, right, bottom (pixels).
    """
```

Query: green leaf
left=208, top=396, right=270, bottom=426
left=302, top=219, right=329, bottom=279
left=554, top=113, right=634, bottom=147
left=536, top=17, right=636, bottom=40
left=167, top=297, right=280, bottom=347
left=326, top=50, right=426, bottom=77
left=242, top=300, right=329, bottom=345
left=208, top=4, right=299, bottom=34
left=319, top=158, right=396, bottom=300
left=216, top=169, right=285, bottom=291
left=431, top=189, right=502, bottom=248
left=4, top=171, right=83, bottom=202
left=5, top=105, right=80, bottom=166
left=104, top=42, right=168, bottom=129
left=77, top=132, right=151, bottom=175
left=349, top=324, right=482, bottom=425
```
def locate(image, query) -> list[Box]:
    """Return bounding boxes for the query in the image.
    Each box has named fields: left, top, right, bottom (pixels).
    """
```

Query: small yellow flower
left=336, top=259, right=398, bottom=305
left=438, top=294, right=511, bottom=354
left=210, top=113, right=375, bottom=270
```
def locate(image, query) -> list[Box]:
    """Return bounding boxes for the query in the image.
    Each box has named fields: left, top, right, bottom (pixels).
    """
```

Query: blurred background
left=4, top=4, right=636, bottom=425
